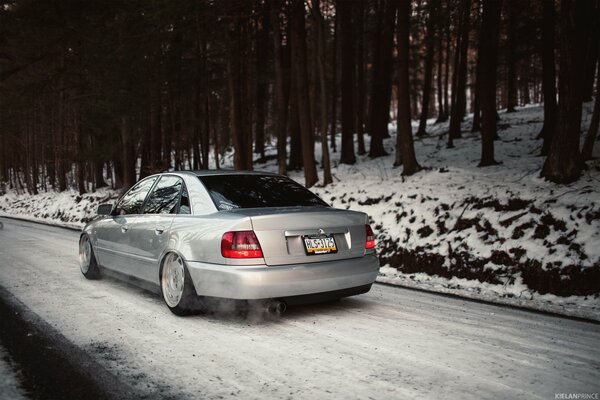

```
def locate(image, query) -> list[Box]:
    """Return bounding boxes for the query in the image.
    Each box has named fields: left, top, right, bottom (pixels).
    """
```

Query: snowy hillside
left=305, top=103, right=600, bottom=319
left=307, top=104, right=600, bottom=294
left=1, top=103, right=599, bottom=319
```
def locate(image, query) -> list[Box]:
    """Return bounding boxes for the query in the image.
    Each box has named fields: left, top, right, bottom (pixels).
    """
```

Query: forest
left=0, top=0, right=599, bottom=195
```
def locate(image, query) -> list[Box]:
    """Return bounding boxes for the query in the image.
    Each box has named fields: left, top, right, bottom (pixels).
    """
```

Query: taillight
left=365, top=224, right=376, bottom=249
left=221, top=231, right=264, bottom=258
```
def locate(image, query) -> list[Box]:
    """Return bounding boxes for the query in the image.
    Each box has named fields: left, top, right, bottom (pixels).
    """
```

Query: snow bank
left=0, top=187, right=119, bottom=229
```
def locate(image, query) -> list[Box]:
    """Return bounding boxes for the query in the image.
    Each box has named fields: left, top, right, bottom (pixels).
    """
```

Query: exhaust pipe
left=264, top=299, right=286, bottom=316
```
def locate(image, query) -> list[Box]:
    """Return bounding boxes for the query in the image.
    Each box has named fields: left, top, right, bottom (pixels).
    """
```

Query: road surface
left=0, top=217, right=599, bottom=399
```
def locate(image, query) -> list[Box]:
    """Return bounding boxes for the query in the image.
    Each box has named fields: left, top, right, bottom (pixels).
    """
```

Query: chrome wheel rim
left=79, top=236, right=92, bottom=274
left=162, top=253, right=185, bottom=308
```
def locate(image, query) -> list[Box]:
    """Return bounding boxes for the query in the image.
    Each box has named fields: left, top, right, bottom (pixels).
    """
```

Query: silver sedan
left=79, top=171, right=380, bottom=315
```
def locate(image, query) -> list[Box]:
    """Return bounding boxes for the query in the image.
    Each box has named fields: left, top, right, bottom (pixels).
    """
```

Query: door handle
left=121, top=225, right=129, bottom=233
left=155, top=226, right=165, bottom=235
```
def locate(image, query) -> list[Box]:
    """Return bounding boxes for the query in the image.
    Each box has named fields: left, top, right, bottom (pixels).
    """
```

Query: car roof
left=177, top=170, right=280, bottom=177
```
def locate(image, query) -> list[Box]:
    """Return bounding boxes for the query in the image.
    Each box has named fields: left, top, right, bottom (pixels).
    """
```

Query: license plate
left=303, top=235, right=338, bottom=256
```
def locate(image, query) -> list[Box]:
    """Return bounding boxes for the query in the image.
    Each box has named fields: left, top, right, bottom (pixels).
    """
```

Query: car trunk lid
left=226, top=207, right=367, bottom=266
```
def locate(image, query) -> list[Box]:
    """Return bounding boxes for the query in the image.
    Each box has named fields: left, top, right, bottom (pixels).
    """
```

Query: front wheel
left=79, top=235, right=100, bottom=279
left=160, top=253, right=199, bottom=315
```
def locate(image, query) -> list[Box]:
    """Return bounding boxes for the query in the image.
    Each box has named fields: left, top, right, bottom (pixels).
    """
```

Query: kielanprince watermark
left=555, top=394, right=599, bottom=400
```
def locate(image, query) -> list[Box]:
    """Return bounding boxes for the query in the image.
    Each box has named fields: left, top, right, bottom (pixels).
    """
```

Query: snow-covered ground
left=1, top=103, right=599, bottom=319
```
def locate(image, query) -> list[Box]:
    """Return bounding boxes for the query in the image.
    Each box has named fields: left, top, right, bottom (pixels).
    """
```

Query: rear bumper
left=186, top=255, right=380, bottom=300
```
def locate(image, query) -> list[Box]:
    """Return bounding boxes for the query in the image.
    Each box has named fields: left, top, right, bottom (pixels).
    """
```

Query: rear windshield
left=199, top=175, right=328, bottom=210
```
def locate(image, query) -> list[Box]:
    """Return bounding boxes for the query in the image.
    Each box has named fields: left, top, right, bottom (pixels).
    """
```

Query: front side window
left=115, top=177, right=158, bottom=215
left=199, top=175, right=328, bottom=211
left=143, top=176, right=183, bottom=214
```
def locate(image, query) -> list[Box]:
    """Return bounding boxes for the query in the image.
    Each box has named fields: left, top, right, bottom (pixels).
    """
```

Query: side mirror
left=97, top=204, right=114, bottom=216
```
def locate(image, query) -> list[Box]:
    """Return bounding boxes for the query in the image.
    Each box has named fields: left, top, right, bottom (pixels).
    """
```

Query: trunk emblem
left=318, top=228, right=325, bottom=235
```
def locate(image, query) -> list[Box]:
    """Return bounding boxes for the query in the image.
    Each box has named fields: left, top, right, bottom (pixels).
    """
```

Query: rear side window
left=199, top=175, right=328, bottom=210
left=115, top=177, right=158, bottom=215
left=179, top=185, right=191, bottom=215
left=143, top=176, right=183, bottom=214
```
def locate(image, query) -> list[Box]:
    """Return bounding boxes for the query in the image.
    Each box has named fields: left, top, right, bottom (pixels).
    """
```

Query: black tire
left=79, top=235, right=100, bottom=279
left=160, top=253, right=201, bottom=316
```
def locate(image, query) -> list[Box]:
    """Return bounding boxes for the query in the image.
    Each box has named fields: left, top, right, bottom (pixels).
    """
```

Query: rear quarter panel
left=167, top=213, right=263, bottom=266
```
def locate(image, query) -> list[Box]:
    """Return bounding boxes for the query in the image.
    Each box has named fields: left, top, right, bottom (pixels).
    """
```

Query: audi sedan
left=79, top=171, right=380, bottom=315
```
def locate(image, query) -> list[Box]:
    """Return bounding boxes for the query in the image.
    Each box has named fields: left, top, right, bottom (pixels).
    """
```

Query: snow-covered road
left=0, top=217, right=598, bottom=400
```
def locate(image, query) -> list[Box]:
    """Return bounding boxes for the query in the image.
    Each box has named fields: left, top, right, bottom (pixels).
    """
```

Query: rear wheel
left=160, top=253, right=199, bottom=315
left=79, top=235, right=100, bottom=279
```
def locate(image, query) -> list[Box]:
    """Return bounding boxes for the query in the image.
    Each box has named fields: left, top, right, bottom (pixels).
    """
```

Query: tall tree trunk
left=161, top=95, right=171, bottom=171
left=329, top=10, right=339, bottom=153
left=471, top=45, right=482, bottom=132
left=368, top=0, right=398, bottom=158
left=288, top=66, right=303, bottom=170
left=38, top=107, right=47, bottom=192
left=192, top=89, right=201, bottom=170
left=149, top=84, right=162, bottom=172
left=201, top=39, right=210, bottom=170
left=436, top=1, right=446, bottom=123
left=521, top=60, right=531, bottom=105
left=541, top=0, right=586, bottom=179
left=395, top=0, right=421, bottom=175
left=254, top=1, right=270, bottom=159
left=193, top=8, right=204, bottom=171
left=26, top=115, right=38, bottom=195
left=75, top=108, right=86, bottom=194
left=291, top=0, right=318, bottom=187
left=417, top=0, right=439, bottom=136
left=471, top=1, right=483, bottom=132
left=443, top=20, right=451, bottom=121
left=448, top=0, right=471, bottom=147
left=505, top=0, right=518, bottom=112
left=271, top=0, right=289, bottom=175
left=539, top=0, right=558, bottom=155
left=169, top=99, right=181, bottom=171
left=227, top=15, right=248, bottom=170
left=409, top=9, right=421, bottom=121
left=242, top=19, right=253, bottom=172
left=339, top=0, right=356, bottom=165
left=582, top=60, right=600, bottom=160
left=581, top=0, right=599, bottom=102
left=312, top=0, right=333, bottom=185
left=56, top=71, right=67, bottom=192
left=120, top=116, right=135, bottom=189
left=478, top=0, right=502, bottom=167
left=45, top=107, right=55, bottom=189
left=542, top=0, right=586, bottom=182
left=94, top=159, right=106, bottom=189
left=213, top=96, right=221, bottom=170
left=458, top=2, right=471, bottom=119
left=356, top=0, right=367, bottom=155
left=448, top=7, right=463, bottom=136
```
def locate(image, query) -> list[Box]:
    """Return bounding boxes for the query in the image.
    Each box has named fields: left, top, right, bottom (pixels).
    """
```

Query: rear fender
left=165, top=213, right=263, bottom=266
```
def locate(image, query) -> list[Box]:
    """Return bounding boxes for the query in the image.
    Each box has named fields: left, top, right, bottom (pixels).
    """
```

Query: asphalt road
left=0, top=217, right=599, bottom=400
